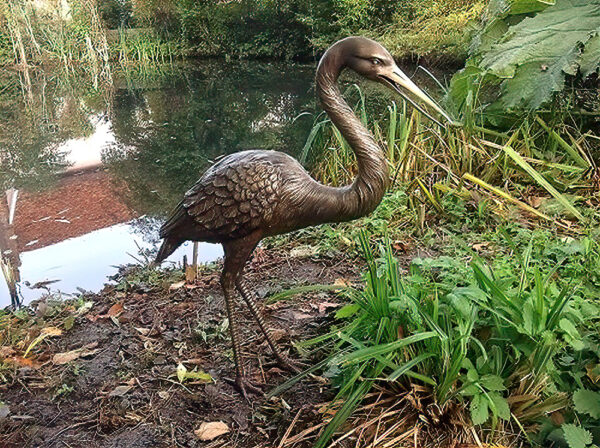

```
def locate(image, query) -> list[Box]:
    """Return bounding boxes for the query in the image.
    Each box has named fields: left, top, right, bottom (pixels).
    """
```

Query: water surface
left=0, top=60, right=448, bottom=307
left=0, top=61, right=316, bottom=307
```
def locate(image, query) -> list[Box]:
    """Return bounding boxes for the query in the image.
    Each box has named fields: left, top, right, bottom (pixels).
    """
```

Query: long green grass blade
left=500, top=144, right=584, bottom=221
left=266, top=284, right=346, bottom=304
left=341, top=332, right=437, bottom=364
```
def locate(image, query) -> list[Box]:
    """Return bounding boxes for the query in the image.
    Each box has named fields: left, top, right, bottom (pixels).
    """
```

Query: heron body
left=156, top=36, right=451, bottom=397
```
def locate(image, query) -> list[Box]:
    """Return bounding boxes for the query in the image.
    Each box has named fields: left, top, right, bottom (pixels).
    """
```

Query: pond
left=0, top=59, right=448, bottom=308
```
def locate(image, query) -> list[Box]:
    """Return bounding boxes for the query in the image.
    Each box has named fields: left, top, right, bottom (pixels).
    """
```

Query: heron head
left=333, top=36, right=456, bottom=126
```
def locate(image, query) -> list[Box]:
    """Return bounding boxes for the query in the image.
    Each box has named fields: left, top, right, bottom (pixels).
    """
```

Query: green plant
left=273, top=228, right=600, bottom=446
left=449, top=0, right=600, bottom=124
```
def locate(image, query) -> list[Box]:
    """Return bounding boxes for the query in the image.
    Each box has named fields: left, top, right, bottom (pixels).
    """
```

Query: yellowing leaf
left=176, top=363, right=187, bottom=383
left=41, top=327, right=63, bottom=337
left=23, top=327, right=63, bottom=357
left=194, top=421, right=229, bottom=441
left=176, top=363, right=213, bottom=383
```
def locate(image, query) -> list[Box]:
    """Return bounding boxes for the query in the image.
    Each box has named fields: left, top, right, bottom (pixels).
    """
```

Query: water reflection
left=0, top=61, right=316, bottom=307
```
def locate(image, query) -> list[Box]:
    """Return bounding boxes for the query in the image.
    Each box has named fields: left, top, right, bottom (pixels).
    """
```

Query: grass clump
left=277, top=230, right=600, bottom=447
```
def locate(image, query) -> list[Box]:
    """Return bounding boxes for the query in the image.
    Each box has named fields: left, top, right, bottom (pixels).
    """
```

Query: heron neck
left=315, top=53, right=389, bottom=221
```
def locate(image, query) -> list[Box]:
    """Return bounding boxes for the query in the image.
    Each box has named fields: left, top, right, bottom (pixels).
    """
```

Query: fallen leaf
left=270, top=329, right=287, bottom=342
left=6, top=356, right=41, bottom=369
left=292, top=311, right=313, bottom=320
left=471, top=242, right=489, bottom=252
left=194, top=421, right=229, bottom=441
left=106, top=303, right=124, bottom=317
left=183, top=358, right=205, bottom=365
left=0, top=346, right=16, bottom=358
left=158, top=391, right=169, bottom=399
left=135, top=327, right=150, bottom=336
left=317, top=301, right=340, bottom=314
left=392, top=241, right=411, bottom=252
left=176, top=363, right=213, bottom=383
left=0, top=403, right=10, bottom=418
left=52, top=342, right=99, bottom=364
left=108, top=385, right=132, bottom=397
left=41, top=327, right=63, bottom=337
left=52, top=350, right=81, bottom=365
left=169, top=281, right=185, bottom=291
left=333, top=278, right=350, bottom=288
left=176, top=363, right=187, bottom=383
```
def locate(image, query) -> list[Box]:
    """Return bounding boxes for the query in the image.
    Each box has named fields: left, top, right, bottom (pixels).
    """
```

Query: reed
left=304, top=84, right=598, bottom=228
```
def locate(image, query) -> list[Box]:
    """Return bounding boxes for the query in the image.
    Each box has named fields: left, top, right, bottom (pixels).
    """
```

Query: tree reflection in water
left=0, top=61, right=315, bottom=306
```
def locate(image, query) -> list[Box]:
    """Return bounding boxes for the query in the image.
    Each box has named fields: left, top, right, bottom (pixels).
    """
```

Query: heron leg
left=221, top=232, right=263, bottom=398
left=236, top=277, right=302, bottom=373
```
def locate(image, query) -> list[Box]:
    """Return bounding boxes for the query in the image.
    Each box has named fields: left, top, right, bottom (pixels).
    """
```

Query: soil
left=0, top=248, right=363, bottom=448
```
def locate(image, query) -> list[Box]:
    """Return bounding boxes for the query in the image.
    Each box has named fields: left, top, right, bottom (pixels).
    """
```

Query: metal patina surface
left=156, top=36, right=452, bottom=397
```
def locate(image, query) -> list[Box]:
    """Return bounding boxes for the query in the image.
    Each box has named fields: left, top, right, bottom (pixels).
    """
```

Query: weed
left=53, top=383, right=74, bottom=400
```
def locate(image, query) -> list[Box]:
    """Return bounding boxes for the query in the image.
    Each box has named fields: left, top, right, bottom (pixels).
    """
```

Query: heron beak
left=380, top=66, right=456, bottom=127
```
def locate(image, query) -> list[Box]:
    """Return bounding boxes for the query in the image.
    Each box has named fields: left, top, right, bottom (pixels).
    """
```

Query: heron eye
left=371, top=58, right=381, bottom=65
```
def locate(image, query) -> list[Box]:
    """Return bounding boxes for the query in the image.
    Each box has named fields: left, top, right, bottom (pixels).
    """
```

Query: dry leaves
left=106, top=303, right=124, bottom=317
left=169, top=281, right=185, bottom=291
left=4, top=356, right=41, bottom=369
left=316, top=301, right=340, bottom=314
left=52, top=342, right=99, bottom=365
left=194, top=421, right=229, bottom=441
left=108, top=385, right=132, bottom=397
left=333, top=278, right=350, bottom=288
left=88, top=303, right=124, bottom=321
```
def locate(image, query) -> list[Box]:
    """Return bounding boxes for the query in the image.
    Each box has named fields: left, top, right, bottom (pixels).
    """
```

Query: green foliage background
left=449, top=0, right=600, bottom=124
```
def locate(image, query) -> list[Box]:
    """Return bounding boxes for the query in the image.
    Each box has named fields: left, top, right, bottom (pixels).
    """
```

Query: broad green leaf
left=450, top=0, right=600, bottom=117
left=562, top=424, right=593, bottom=448
left=467, top=368, right=479, bottom=382
left=480, top=374, right=506, bottom=391
left=335, top=304, right=360, bottom=319
left=573, top=389, right=600, bottom=419
left=579, top=33, right=600, bottom=78
left=471, top=394, right=489, bottom=425
left=559, top=318, right=581, bottom=340
left=488, top=392, right=511, bottom=420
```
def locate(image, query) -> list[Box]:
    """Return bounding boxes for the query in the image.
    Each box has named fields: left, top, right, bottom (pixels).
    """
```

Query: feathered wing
left=155, top=151, right=282, bottom=263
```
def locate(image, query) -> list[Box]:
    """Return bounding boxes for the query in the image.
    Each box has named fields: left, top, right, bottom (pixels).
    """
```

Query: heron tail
left=155, top=238, right=183, bottom=264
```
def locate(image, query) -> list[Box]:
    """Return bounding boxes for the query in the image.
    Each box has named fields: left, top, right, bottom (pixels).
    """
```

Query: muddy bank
left=0, top=249, right=362, bottom=448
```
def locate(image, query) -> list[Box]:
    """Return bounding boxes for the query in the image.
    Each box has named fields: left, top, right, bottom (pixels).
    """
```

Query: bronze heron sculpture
left=156, top=37, right=453, bottom=397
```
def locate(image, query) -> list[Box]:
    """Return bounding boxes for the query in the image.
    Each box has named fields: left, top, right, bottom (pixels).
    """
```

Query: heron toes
left=276, top=355, right=305, bottom=374
left=235, top=376, right=264, bottom=400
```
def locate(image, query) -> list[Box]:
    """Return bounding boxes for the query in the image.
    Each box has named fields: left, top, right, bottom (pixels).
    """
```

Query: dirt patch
left=0, top=249, right=362, bottom=448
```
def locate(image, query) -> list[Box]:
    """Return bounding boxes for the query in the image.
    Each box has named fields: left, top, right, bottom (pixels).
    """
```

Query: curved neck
left=315, top=52, right=389, bottom=220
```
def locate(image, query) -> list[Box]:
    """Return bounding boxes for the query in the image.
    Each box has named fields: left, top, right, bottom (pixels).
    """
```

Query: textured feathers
left=158, top=151, right=283, bottom=250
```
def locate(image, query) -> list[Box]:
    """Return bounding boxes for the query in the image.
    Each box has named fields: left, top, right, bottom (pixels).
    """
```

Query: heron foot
left=234, top=376, right=264, bottom=400
left=276, top=354, right=305, bottom=375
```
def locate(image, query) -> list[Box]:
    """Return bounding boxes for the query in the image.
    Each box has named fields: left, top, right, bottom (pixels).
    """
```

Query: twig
left=278, top=408, right=303, bottom=448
